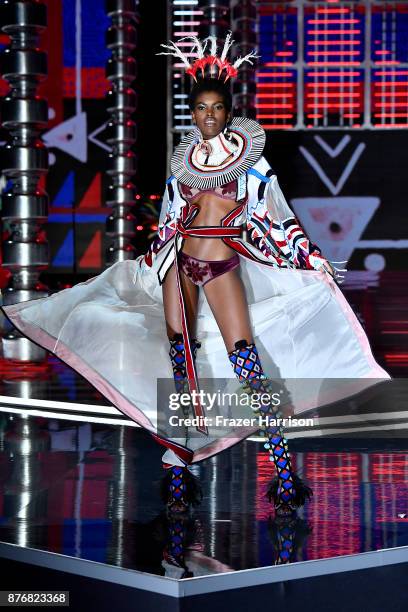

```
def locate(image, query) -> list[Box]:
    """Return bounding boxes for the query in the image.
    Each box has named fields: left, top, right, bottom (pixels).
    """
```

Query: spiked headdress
left=157, top=32, right=259, bottom=83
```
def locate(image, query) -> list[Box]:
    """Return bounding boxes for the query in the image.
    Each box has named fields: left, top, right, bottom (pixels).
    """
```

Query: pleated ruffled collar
left=171, top=117, right=266, bottom=189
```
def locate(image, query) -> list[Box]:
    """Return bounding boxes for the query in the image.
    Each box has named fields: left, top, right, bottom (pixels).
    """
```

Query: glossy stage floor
left=0, top=352, right=407, bottom=611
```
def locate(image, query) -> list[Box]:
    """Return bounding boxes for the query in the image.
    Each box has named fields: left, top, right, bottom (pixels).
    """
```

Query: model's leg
left=163, top=262, right=201, bottom=397
left=162, top=261, right=198, bottom=341
left=203, top=267, right=312, bottom=517
left=202, top=265, right=253, bottom=352
left=161, top=263, right=202, bottom=512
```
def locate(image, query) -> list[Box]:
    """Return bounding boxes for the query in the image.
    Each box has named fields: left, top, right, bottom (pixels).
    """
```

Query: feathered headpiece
left=157, top=32, right=259, bottom=83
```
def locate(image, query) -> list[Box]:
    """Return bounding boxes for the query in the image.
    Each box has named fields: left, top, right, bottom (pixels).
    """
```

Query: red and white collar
left=192, top=131, right=240, bottom=168
left=171, top=117, right=266, bottom=189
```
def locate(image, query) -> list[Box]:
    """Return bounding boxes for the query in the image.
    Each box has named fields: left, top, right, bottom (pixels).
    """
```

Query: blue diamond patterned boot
left=163, top=513, right=190, bottom=575
left=164, top=466, right=189, bottom=513
left=163, top=336, right=203, bottom=513
left=268, top=515, right=312, bottom=565
left=169, top=333, right=201, bottom=396
left=161, top=465, right=203, bottom=514
left=228, top=340, right=312, bottom=517
left=161, top=513, right=197, bottom=579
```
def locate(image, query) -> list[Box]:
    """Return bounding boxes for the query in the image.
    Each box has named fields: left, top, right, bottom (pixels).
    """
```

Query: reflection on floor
left=0, top=412, right=407, bottom=577
left=0, top=355, right=110, bottom=406
left=0, top=272, right=407, bottom=579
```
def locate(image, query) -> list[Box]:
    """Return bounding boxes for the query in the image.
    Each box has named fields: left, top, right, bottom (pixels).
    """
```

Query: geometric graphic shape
left=48, top=213, right=108, bottom=224
left=52, top=172, right=75, bottom=208
left=52, top=229, right=74, bottom=267
left=364, top=253, right=386, bottom=272
left=299, top=142, right=366, bottom=195
left=357, top=239, right=408, bottom=249
left=291, top=196, right=380, bottom=263
left=314, top=135, right=351, bottom=158
left=79, top=230, right=102, bottom=268
left=88, top=121, right=111, bottom=152
left=42, top=112, right=88, bottom=163
left=78, top=173, right=101, bottom=208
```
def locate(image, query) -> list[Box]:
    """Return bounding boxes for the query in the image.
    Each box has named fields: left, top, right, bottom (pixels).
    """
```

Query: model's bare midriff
left=181, top=192, right=240, bottom=261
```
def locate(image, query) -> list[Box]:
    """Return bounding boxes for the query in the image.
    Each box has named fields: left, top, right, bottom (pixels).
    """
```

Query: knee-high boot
left=162, top=334, right=202, bottom=513
left=228, top=340, right=312, bottom=517
left=168, top=333, right=200, bottom=396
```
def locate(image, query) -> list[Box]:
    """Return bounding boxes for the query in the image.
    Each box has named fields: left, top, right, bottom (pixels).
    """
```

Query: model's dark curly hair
left=188, top=78, right=233, bottom=113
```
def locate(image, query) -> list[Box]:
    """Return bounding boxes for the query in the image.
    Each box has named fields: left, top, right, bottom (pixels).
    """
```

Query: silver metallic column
left=230, top=0, right=258, bottom=118
left=198, top=0, right=229, bottom=39
left=105, top=0, right=139, bottom=265
left=107, top=426, right=135, bottom=567
left=0, top=0, right=49, bottom=362
left=4, top=415, right=50, bottom=548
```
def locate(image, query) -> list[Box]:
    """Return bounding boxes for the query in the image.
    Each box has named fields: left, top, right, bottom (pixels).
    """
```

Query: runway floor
left=0, top=365, right=407, bottom=578
left=0, top=271, right=407, bottom=580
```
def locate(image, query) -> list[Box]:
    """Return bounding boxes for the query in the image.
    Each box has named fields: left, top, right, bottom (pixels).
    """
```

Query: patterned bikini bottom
left=178, top=251, right=240, bottom=287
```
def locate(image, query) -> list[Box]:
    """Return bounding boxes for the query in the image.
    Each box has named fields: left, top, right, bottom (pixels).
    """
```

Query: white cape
left=1, top=251, right=390, bottom=462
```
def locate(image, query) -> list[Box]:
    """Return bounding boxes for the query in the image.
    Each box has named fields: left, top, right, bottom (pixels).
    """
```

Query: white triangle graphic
left=291, top=196, right=380, bottom=262
left=299, top=142, right=366, bottom=195
left=43, top=112, right=88, bottom=163
left=314, top=135, right=351, bottom=158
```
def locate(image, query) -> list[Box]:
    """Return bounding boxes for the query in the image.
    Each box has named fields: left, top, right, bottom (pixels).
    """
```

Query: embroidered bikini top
left=179, top=180, right=240, bottom=204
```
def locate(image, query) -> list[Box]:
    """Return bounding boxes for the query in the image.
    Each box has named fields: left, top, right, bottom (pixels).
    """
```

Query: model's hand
left=321, top=260, right=335, bottom=277
left=308, top=253, right=336, bottom=279
left=307, top=252, right=327, bottom=271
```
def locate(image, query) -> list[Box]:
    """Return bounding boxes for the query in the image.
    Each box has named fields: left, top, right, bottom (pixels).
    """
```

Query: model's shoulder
left=246, top=156, right=273, bottom=180
left=253, top=155, right=269, bottom=171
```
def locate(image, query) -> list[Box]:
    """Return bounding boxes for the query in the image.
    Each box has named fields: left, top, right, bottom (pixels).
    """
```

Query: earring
left=223, top=121, right=233, bottom=141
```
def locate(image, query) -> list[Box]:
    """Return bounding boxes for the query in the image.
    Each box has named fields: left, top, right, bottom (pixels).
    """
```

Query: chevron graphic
left=314, top=135, right=351, bottom=158
left=299, top=142, right=366, bottom=195
left=88, top=121, right=112, bottom=153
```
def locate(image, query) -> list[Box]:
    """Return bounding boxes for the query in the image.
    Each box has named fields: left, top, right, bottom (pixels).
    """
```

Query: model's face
left=191, top=91, right=231, bottom=140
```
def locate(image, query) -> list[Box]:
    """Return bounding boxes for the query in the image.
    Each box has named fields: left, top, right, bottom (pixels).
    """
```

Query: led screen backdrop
left=0, top=0, right=112, bottom=275
left=167, top=2, right=408, bottom=133
left=1, top=0, right=407, bottom=279
left=257, top=1, right=408, bottom=130
left=256, top=1, right=408, bottom=283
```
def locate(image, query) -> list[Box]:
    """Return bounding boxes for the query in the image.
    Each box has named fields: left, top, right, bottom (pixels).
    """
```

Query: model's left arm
left=247, top=157, right=346, bottom=282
